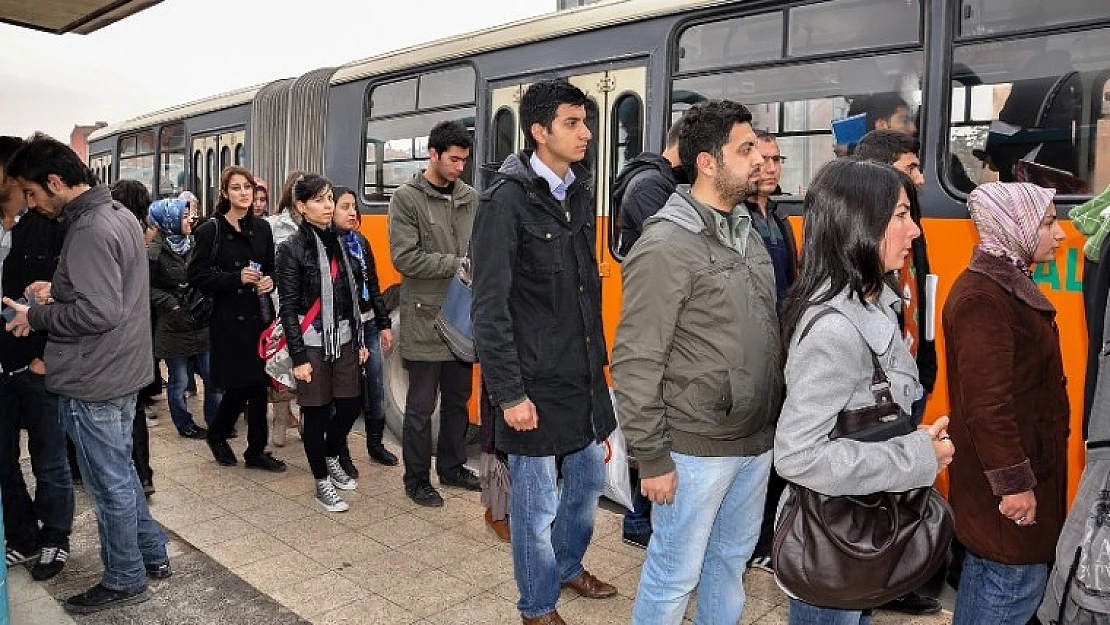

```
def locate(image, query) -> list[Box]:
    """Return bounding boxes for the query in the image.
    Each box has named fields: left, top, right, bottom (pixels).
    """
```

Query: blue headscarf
left=341, top=230, right=370, bottom=301
left=148, top=199, right=192, bottom=256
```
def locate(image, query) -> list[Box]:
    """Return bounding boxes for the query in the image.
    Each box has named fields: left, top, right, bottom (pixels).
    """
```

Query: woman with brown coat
left=944, top=181, right=1069, bottom=625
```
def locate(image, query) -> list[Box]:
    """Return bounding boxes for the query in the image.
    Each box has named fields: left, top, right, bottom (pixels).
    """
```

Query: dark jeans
left=752, top=467, right=787, bottom=558
left=362, top=325, right=385, bottom=425
left=622, top=466, right=652, bottom=537
left=401, top=359, right=472, bottom=490
left=133, top=402, right=152, bottom=485
left=302, top=398, right=361, bottom=480
left=208, top=385, right=269, bottom=458
left=0, top=370, right=74, bottom=551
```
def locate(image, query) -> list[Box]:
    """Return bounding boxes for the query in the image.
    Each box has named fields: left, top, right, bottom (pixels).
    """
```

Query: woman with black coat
left=188, top=166, right=285, bottom=472
left=275, top=175, right=367, bottom=513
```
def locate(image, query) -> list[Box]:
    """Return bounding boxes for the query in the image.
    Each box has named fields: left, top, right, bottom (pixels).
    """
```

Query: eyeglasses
left=763, top=155, right=787, bottom=164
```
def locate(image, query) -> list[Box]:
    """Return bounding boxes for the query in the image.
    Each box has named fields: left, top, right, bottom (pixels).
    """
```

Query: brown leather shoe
left=522, top=611, right=566, bottom=625
left=485, top=508, right=511, bottom=543
left=561, top=570, right=617, bottom=599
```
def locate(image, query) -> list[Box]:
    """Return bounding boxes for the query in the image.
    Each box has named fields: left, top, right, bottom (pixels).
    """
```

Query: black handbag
left=179, top=218, right=219, bottom=327
left=772, top=308, right=954, bottom=610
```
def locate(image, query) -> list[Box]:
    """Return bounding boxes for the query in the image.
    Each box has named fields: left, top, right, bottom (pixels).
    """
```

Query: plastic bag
left=602, top=390, right=634, bottom=511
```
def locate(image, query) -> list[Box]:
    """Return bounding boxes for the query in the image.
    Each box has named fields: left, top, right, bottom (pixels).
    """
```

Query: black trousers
left=752, top=467, right=787, bottom=558
left=132, top=402, right=152, bottom=485
left=208, top=385, right=269, bottom=458
left=302, top=398, right=361, bottom=480
left=401, top=359, right=472, bottom=490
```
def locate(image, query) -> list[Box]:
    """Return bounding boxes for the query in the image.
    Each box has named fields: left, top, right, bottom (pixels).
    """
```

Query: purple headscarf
left=967, top=182, right=1056, bottom=275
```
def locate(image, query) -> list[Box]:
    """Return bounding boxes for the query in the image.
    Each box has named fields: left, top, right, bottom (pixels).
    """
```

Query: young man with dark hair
left=614, top=118, right=687, bottom=257
left=3, top=134, right=170, bottom=614
left=854, top=128, right=941, bottom=617
left=0, top=135, right=73, bottom=581
left=472, top=79, right=618, bottom=625
left=613, top=100, right=781, bottom=624
left=388, top=119, right=480, bottom=508
left=848, top=92, right=918, bottom=136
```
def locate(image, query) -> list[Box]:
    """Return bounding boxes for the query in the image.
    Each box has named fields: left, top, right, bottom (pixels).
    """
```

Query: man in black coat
left=614, top=118, right=688, bottom=257
left=471, top=79, right=618, bottom=625
left=0, top=135, right=73, bottom=581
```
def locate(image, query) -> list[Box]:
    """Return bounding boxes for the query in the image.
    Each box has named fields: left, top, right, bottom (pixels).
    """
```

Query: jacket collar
left=656, top=186, right=753, bottom=257
left=968, top=248, right=1055, bottom=313
left=60, top=184, right=114, bottom=224
left=488, top=151, right=591, bottom=225
left=824, top=283, right=900, bottom=356
left=405, top=172, right=475, bottom=203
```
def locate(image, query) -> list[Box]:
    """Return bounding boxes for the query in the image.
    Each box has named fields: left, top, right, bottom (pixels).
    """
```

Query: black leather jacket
left=0, top=209, right=64, bottom=373
left=275, top=222, right=358, bottom=366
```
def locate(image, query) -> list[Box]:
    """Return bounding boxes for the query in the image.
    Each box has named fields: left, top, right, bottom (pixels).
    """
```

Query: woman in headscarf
left=944, top=182, right=1069, bottom=625
left=148, top=198, right=219, bottom=440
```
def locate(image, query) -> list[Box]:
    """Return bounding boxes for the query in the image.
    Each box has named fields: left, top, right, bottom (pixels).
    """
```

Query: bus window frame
left=360, top=62, right=479, bottom=209
left=157, top=123, right=186, bottom=199
left=117, top=128, right=156, bottom=193
left=607, top=90, right=645, bottom=261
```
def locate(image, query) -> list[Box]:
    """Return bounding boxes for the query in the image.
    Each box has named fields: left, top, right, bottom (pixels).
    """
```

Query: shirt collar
left=529, top=152, right=576, bottom=201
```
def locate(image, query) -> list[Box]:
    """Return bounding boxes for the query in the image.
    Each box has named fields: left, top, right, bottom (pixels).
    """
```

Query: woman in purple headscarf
left=943, top=182, right=1069, bottom=624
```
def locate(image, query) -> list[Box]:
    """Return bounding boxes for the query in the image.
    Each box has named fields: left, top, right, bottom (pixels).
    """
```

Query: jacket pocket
left=406, top=291, right=442, bottom=345
left=520, top=223, right=564, bottom=274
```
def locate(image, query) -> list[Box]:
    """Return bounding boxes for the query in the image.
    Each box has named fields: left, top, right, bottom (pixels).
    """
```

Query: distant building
left=557, top=0, right=601, bottom=9
left=70, top=122, right=107, bottom=162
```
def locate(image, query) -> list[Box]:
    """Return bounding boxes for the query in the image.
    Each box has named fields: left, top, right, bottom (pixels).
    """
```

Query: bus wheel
left=382, top=309, right=442, bottom=442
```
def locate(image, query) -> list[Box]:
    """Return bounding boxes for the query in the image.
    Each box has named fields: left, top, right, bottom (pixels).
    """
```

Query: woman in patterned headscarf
left=943, top=182, right=1069, bottom=625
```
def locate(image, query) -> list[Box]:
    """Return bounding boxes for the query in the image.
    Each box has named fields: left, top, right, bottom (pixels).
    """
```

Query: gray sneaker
left=325, top=456, right=357, bottom=490
left=315, top=479, right=349, bottom=513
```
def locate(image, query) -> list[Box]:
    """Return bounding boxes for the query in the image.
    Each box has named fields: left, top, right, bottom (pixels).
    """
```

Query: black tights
left=301, top=397, right=361, bottom=480
left=208, top=385, right=269, bottom=458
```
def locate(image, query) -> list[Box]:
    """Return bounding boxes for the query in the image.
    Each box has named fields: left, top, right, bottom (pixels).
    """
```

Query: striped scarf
left=967, top=182, right=1056, bottom=276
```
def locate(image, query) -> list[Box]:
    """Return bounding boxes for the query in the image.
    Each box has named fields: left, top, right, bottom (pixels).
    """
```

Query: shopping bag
left=602, top=389, right=634, bottom=511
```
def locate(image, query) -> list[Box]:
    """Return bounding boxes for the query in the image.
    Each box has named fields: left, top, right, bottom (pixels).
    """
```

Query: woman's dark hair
left=110, top=179, right=152, bottom=224
left=781, top=159, right=905, bottom=345
left=332, top=186, right=361, bottom=227
left=276, top=170, right=306, bottom=216
left=214, top=165, right=255, bottom=214
left=292, top=174, right=332, bottom=205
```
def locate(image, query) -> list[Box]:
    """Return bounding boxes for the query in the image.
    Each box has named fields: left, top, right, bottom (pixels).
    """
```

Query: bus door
left=191, top=130, right=247, bottom=217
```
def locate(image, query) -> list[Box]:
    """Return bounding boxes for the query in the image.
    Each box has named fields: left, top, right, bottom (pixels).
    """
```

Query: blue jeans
left=508, top=442, right=605, bottom=619
left=622, top=465, right=653, bottom=537
left=632, top=450, right=772, bottom=625
left=0, top=371, right=73, bottom=550
left=953, top=550, right=1049, bottom=625
left=789, top=599, right=872, bottom=625
left=60, top=394, right=168, bottom=590
left=910, top=395, right=927, bottom=427
left=361, top=324, right=384, bottom=424
left=166, top=352, right=221, bottom=432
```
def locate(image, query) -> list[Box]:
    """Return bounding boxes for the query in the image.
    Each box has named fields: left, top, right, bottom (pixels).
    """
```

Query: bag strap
left=300, top=256, right=340, bottom=333
left=209, top=216, right=221, bottom=266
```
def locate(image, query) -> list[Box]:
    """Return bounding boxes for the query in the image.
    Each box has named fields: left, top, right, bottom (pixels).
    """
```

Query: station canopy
left=0, top=0, right=162, bottom=34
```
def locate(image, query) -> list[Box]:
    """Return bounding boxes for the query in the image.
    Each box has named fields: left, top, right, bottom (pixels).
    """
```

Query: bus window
left=364, top=65, right=477, bottom=203
left=117, top=129, right=156, bottom=193
left=220, top=146, right=231, bottom=173
left=677, top=11, right=783, bottom=73
left=959, top=0, right=1109, bottom=39
left=947, top=26, right=1110, bottom=195
left=158, top=124, right=185, bottom=199
left=234, top=144, right=244, bottom=166
left=192, top=150, right=202, bottom=199
left=787, top=0, right=920, bottom=57
left=205, top=149, right=216, bottom=215
left=492, top=107, right=515, bottom=164
left=673, top=51, right=922, bottom=196
left=611, top=93, right=643, bottom=178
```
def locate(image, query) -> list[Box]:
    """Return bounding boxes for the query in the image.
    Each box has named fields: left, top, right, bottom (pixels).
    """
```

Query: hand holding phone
left=2, top=298, right=28, bottom=323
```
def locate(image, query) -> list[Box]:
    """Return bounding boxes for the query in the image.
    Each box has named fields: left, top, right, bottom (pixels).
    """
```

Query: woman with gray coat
left=773, top=160, right=955, bottom=625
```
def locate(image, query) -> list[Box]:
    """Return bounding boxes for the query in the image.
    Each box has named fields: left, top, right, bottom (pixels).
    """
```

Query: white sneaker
left=325, top=456, right=357, bottom=490
left=315, top=479, right=349, bottom=513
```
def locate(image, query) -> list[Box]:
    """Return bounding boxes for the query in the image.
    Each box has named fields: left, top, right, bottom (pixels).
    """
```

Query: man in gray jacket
left=388, top=120, right=480, bottom=507
left=612, top=101, right=782, bottom=625
left=3, top=135, right=169, bottom=615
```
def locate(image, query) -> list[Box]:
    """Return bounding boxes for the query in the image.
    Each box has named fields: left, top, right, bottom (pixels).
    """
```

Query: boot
left=367, top=419, right=398, bottom=466
left=270, top=402, right=287, bottom=447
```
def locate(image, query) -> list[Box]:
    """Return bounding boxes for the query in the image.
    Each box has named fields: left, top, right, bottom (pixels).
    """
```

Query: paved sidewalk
left=7, top=392, right=955, bottom=624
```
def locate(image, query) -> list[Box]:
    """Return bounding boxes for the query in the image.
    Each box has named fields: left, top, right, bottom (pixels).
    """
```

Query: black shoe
left=367, top=420, right=399, bottom=466
left=622, top=532, right=650, bottom=550
left=244, top=452, right=286, bottom=472
left=406, top=482, right=444, bottom=507
left=145, top=560, right=172, bottom=580
left=141, top=478, right=155, bottom=498
left=879, top=591, right=942, bottom=615
left=5, top=546, right=37, bottom=568
left=338, top=454, right=359, bottom=479
left=179, top=425, right=208, bottom=439
left=31, top=546, right=69, bottom=581
left=439, top=467, right=481, bottom=492
left=207, top=440, right=238, bottom=466
left=63, top=583, right=151, bottom=614
left=228, top=427, right=239, bottom=439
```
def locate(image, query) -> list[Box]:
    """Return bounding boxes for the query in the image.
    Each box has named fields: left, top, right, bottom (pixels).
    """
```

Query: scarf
left=309, top=224, right=363, bottom=361
left=967, top=182, right=1056, bottom=277
left=1071, top=184, right=1110, bottom=262
left=341, top=230, right=371, bottom=301
left=148, top=198, right=192, bottom=255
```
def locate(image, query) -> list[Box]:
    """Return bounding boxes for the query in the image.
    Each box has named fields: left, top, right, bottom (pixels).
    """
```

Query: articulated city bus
left=87, top=0, right=1110, bottom=499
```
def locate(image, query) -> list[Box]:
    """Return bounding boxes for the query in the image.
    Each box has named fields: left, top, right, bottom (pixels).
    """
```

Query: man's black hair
left=854, top=129, right=920, bottom=166
left=519, top=79, right=590, bottom=150
left=428, top=120, right=473, bottom=155
left=664, top=116, right=686, bottom=149
left=754, top=129, right=777, bottom=143
left=6, top=133, right=98, bottom=188
left=110, top=179, right=152, bottom=224
left=847, top=93, right=910, bottom=131
left=676, top=100, right=754, bottom=183
left=0, top=136, right=25, bottom=171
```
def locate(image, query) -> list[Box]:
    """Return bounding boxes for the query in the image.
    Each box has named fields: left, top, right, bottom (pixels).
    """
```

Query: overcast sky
left=0, top=0, right=554, bottom=141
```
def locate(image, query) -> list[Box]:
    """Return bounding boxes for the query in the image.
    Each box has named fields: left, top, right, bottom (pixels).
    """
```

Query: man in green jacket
left=388, top=120, right=480, bottom=507
left=612, top=100, right=782, bottom=625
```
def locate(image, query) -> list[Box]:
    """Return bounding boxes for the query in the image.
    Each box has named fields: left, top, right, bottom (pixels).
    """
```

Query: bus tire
left=382, top=309, right=442, bottom=443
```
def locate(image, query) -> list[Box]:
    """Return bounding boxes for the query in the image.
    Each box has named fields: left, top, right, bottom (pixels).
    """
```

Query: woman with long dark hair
left=773, top=159, right=954, bottom=625
left=275, top=175, right=367, bottom=512
left=187, top=166, right=285, bottom=472
left=331, top=186, right=396, bottom=470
